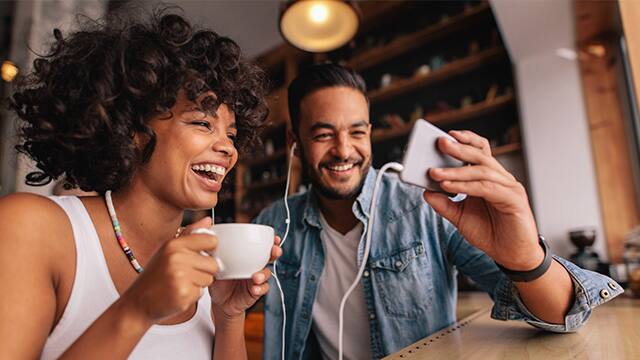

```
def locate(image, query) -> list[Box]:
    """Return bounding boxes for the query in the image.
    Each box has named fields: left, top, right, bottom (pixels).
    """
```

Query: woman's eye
left=191, top=121, right=212, bottom=129
left=228, top=133, right=237, bottom=143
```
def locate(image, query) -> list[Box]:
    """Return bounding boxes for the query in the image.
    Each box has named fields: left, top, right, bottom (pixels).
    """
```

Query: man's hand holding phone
left=403, top=121, right=543, bottom=271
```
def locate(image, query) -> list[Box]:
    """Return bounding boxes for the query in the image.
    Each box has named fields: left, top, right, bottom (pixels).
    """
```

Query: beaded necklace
left=105, top=191, right=210, bottom=273
left=105, top=190, right=143, bottom=273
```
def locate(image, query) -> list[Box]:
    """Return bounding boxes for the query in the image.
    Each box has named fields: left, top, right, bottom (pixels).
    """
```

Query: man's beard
left=299, top=146, right=371, bottom=200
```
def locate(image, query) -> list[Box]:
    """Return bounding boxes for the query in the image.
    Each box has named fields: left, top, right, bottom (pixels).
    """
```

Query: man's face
left=297, top=86, right=372, bottom=200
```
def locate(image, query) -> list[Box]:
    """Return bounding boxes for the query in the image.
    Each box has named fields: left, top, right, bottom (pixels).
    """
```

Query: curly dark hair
left=9, top=6, right=268, bottom=193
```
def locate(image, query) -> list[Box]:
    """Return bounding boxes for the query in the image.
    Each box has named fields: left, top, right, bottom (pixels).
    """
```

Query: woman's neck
left=109, top=180, right=184, bottom=256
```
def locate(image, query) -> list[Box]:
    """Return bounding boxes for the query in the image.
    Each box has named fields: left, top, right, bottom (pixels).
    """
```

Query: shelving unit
left=233, top=0, right=526, bottom=223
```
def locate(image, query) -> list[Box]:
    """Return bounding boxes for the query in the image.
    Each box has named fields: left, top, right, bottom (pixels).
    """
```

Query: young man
left=254, top=63, right=622, bottom=360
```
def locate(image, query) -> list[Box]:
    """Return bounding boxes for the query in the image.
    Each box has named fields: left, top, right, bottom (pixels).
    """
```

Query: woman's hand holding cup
left=119, top=216, right=220, bottom=325
left=208, top=235, right=282, bottom=318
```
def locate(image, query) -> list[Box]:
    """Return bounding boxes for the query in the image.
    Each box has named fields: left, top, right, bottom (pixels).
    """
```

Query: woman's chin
left=184, top=193, right=218, bottom=210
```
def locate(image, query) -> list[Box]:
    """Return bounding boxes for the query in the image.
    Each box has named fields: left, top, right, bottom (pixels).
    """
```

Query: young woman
left=0, top=8, right=280, bottom=359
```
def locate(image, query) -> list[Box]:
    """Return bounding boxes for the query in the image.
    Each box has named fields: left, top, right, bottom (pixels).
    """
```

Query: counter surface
left=384, top=294, right=639, bottom=359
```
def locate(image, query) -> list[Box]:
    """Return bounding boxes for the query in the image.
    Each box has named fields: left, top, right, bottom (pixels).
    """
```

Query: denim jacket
left=253, top=169, right=623, bottom=360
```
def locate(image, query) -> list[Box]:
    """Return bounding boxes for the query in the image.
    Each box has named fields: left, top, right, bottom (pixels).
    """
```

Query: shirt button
left=395, top=261, right=403, bottom=269
left=599, top=289, right=610, bottom=299
left=369, top=313, right=376, bottom=320
left=301, top=313, right=309, bottom=320
left=608, top=282, right=618, bottom=290
left=310, top=275, right=316, bottom=282
left=363, top=270, right=370, bottom=277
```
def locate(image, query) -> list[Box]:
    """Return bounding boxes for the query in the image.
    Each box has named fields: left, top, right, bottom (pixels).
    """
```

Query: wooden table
left=384, top=295, right=640, bottom=360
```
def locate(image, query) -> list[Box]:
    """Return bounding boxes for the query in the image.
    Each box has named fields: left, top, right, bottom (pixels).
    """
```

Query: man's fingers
left=448, top=130, right=492, bottom=156
left=429, top=165, right=514, bottom=186
left=437, top=136, right=491, bottom=166
left=423, top=191, right=463, bottom=225
left=439, top=180, right=518, bottom=206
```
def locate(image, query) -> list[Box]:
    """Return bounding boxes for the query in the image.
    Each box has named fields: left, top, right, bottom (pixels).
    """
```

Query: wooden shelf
left=347, top=2, right=492, bottom=71
left=372, top=94, right=515, bottom=143
left=492, top=142, right=522, bottom=156
left=246, top=177, right=287, bottom=191
left=430, top=93, right=514, bottom=126
left=242, top=148, right=287, bottom=167
left=368, top=47, right=506, bottom=103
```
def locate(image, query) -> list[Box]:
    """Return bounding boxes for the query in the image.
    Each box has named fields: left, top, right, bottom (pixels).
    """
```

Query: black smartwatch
left=495, top=235, right=552, bottom=283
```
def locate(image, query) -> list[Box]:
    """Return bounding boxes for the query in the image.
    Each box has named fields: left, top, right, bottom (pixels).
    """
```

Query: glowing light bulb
left=309, top=3, right=329, bottom=23
left=1, top=60, right=18, bottom=82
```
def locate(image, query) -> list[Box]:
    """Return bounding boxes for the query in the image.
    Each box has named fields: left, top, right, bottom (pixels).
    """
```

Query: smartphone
left=400, top=119, right=464, bottom=192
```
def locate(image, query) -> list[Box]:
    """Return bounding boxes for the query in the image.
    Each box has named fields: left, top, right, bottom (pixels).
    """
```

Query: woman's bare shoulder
left=0, top=192, right=74, bottom=259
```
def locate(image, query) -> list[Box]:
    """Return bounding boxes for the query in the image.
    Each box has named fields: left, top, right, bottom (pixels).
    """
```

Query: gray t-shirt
left=312, top=213, right=373, bottom=360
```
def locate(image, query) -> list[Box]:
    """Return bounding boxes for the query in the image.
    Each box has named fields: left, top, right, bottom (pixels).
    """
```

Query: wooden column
left=575, top=1, right=640, bottom=262
left=619, top=0, right=640, bottom=108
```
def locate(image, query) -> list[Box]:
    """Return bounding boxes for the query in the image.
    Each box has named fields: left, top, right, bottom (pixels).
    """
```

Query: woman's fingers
left=269, top=236, right=283, bottom=262
left=252, top=268, right=272, bottom=285
left=180, top=216, right=213, bottom=237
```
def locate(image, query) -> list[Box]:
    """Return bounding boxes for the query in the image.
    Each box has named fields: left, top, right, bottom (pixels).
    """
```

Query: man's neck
left=316, top=192, right=359, bottom=235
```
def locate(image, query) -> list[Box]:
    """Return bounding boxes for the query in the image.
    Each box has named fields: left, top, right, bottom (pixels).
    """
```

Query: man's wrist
left=497, top=243, right=545, bottom=271
left=495, top=235, right=553, bottom=282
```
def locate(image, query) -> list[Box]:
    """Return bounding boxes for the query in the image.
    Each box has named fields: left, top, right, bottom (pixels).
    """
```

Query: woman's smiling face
left=137, top=90, right=238, bottom=210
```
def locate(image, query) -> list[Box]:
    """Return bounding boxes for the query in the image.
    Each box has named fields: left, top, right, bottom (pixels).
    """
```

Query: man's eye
left=228, top=133, right=237, bottom=143
left=314, top=133, right=332, bottom=140
left=352, top=131, right=367, bottom=136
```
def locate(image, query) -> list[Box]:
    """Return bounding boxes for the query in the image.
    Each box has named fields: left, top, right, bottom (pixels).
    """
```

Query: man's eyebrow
left=350, top=121, right=369, bottom=128
left=310, top=122, right=336, bottom=131
left=310, top=121, right=369, bottom=131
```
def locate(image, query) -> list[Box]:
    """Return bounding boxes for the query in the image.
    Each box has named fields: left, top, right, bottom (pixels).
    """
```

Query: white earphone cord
left=338, top=162, right=403, bottom=360
left=272, top=143, right=296, bottom=360
left=271, top=144, right=403, bottom=360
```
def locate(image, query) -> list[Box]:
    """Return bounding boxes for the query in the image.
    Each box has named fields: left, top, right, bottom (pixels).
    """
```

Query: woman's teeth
left=327, top=163, right=355, bottom=172
left=191, top=164, right=226, bottom=176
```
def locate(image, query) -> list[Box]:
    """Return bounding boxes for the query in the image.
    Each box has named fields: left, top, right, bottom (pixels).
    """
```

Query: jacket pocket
left=369, top=242, right=434, bottom=318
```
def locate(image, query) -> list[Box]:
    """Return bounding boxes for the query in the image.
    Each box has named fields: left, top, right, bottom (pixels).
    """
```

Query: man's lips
left=321, top=162, right=361, bottom=174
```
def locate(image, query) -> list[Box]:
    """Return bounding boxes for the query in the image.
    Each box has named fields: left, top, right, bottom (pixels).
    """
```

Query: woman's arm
left=0, top=194, right=155, bottom=359
left=212, top=308, right=248, bottom=360
left=0, top=194, right=220, bottom=358
left=0, top=194, right=62, bottom=357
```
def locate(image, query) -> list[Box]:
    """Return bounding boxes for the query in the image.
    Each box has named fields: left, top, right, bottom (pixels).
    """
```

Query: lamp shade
left=280, top=0, right=360, bottom=53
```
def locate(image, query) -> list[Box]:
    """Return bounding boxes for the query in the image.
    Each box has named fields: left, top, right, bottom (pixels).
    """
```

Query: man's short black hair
left=287, top=63, right=367, bottom=135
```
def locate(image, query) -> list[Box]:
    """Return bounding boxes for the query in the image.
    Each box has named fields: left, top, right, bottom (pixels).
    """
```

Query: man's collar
left=354, top=168, right=377, bottom=219
left=301, top=167, right=378, bottom=229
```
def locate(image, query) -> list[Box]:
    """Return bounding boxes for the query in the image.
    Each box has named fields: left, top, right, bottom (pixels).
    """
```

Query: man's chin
left=313, top=177, right=365, bottom=200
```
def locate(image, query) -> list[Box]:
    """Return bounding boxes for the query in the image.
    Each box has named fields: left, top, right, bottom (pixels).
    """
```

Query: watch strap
left=495, top=235, right=552, bottom=283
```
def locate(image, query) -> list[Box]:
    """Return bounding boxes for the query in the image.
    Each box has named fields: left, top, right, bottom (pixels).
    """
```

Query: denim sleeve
left=441, top=219, right=624, bottom=333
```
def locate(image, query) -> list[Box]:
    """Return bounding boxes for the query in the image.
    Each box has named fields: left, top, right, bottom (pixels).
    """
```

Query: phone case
left=400, top=119, right=464, bottom=192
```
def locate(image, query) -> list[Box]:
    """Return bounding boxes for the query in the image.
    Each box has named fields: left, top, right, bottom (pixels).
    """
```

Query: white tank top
left=41, top=196, right=215, bottom=360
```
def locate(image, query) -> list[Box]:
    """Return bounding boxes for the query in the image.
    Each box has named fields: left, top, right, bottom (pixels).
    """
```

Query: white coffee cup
left=192, top=224, right=274, bottom=280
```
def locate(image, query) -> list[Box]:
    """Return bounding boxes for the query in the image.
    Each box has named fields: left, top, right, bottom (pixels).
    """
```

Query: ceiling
left=144, top=0, right=284, bottom=58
